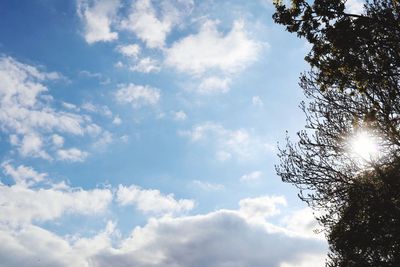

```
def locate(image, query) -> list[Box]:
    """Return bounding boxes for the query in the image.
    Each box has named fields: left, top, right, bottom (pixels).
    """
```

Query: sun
left=350, top=131, right=380, bottom=162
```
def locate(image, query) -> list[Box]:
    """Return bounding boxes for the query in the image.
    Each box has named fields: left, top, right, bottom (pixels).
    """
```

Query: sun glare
left=350, top=131, right=380, bottom=162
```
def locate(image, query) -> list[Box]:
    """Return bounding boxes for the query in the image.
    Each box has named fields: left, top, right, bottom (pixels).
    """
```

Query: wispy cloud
left=192, top=180, right=224, bottom=191
left=115, top=83, right=161, bottom=108
left=240, top=170, right=263, bottom=183
left=57, top=148, right=89, bottom=162
left=180, top=122, right=271, bottom=161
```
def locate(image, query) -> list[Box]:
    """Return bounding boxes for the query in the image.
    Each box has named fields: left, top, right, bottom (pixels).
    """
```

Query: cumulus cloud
left=165, top=20, right=262, bottom=75
left=0, top=56, right=102, bottom=160
left=0, top=183, right=326, bottom=267
left=180, top=122, right=269, bottom=161
left=0, top=163, right=112, bottom=225
left=92, top=209, right=326, bottom=267
left=115, top=83, right=161, bottom=108
left=116, top=184, right=194, bottom=215
left=0, top=184, right=112, bottom=225
left=77, top=0, right=120, bottom=44
left=121, top=0, right=193, bottom=48
left=0, top=209, right=326, bottom=267
left=239, top=196, right=287, bottom=218
left=19, top=133, right=50, bottom=159
left=0, top=221, right=115, bottom=267
left=282, top=208, right=325, bottom=239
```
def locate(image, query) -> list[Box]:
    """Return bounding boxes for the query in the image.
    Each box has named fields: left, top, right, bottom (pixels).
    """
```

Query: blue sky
left=0, top=0, right=368, bottom=266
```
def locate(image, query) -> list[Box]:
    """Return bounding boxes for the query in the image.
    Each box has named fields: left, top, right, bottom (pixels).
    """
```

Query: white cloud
left=239, top=196, right=287, bottom=219
left=2, top=162, right=47, bottom=187
left=115, top=61, right=124, bottom=68
left=180, top=122, right=224, bottom=141
left=116, top=184, right=194, bottom=215
left=121, top=0, right=193, bottom=49
left=0, top=209, right=326, bottom=267
left=120, top=135, right=129, bottom=143
left=180, top=122, right=269, bottom=161
left=198, top=76, right=231, bottom=94
left=252, top=96, right=264, bottom=107
left=131, top=57, right=161, bottom=73
left=93, top=131, right=113, bottom=149
left=112, top=115, right=122, bottom=125
left=172, top=110, right=187, bottom=121
left=216, top=150, right=232, bottom=161
left=280, top=253, right=327, bottom=267
left=0, top=163, right=112, bottom=225
left=57, top=148, right=88, bottom=162
left=92, top=209, right=326, bottom=267
left=0, top=220, right=117, bottom=267
left=79, top=70, right=111, bottom=85
left=0, top=56, right=103, bottom=160
left=0, top=185, right=112, bottom=225
left=117, top=44, right=141, bottom=58
left=282, top=208, right=324, bottom=239
left=115, top=83, right=161, bottom=108
left=81, top=102, right=97, bottom=112
left=52, top=134, right=64, bottom=147
left=192, top=180, right=224, bottom=191
left=165, top=20, right=262, bottom=75
left=81, top=102, right=113, bottom=117
left=19, top=133, right=50, bottom=159
left=240, top=170, right=263, bottom=183
left=0, top=184, right=326, bottom=267
left=121, top=0, right=171, bottom=48
left=62, top=102, right=79, bottom=111
left=77, top=0, right=120, bottom=44
left=345, top=0, right=364, bottom=14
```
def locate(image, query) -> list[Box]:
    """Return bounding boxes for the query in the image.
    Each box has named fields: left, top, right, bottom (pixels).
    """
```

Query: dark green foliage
left=273, top=1, right=400, bottom=266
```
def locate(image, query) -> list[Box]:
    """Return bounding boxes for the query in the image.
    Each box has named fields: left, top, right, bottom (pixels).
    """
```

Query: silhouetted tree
left=273, top=1, right=400, bottom=265
left=276, top=71, right=400, bottom=266
left=273, top=0, right=400, bottom=93
left=327, top=162, right=400, bottom=266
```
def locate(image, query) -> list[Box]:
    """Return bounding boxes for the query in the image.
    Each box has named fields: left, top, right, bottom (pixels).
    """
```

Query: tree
left=273, top=0, right=400, bottom=92
left=327, top=163, right=400, bottom=266
left=273, top=1, right=400, bottom=265
left=276, top=71, right=400, bottom=266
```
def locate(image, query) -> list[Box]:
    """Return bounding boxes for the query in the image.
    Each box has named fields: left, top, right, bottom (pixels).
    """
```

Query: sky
left=0, top=0, right=364, bottom=266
